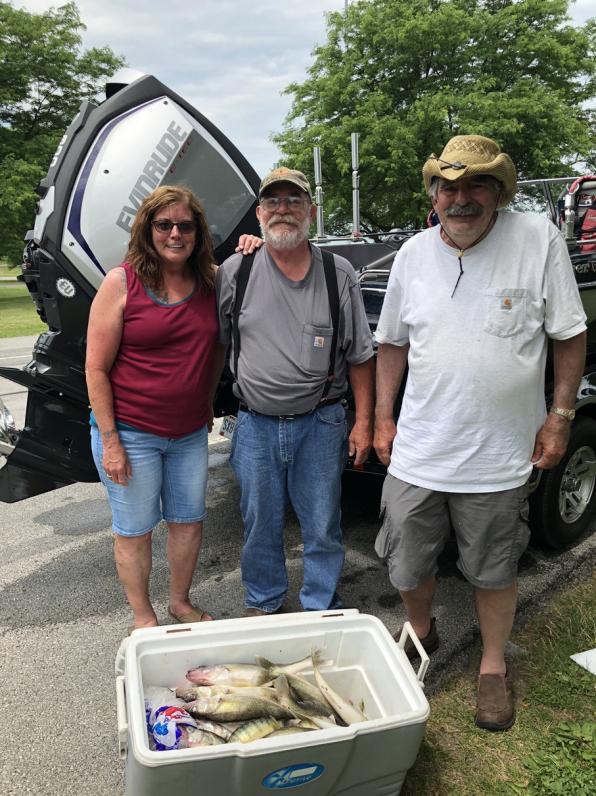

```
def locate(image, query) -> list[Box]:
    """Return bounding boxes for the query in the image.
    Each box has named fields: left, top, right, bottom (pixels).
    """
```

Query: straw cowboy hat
left=422, top=135, right=517, bottom=207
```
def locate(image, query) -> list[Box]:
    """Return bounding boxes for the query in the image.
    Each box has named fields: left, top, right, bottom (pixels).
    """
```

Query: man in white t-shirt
left=373, top=135, right=586, bottom=731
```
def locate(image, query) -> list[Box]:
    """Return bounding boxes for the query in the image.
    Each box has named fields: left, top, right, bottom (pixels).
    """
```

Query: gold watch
left=549, top=407, right=576, bottom=422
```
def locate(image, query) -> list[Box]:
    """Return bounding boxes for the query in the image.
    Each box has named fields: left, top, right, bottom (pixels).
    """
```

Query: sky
left=17, top=0, right=595, bottom=179
left=18, top=0, right=346, bottom=177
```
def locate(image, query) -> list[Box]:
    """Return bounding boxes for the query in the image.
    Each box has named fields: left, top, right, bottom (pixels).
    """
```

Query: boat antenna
left=351, top=133, right=361, bottom=239
left=313, top=146, right=326, bottom=240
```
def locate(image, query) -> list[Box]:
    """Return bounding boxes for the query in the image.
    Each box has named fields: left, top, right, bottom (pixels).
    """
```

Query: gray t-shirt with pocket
left=216, top=244, right=373, bottom=415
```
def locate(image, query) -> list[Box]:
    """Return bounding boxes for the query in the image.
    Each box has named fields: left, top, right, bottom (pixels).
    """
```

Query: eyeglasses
left=259, top=196, right=308, bottom=212
left=151, top=220, right=196, bottom=234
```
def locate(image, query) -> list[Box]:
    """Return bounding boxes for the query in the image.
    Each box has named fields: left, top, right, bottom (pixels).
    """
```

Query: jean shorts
left=91, top=424, right=208, bottom=537
left=375, top=474, right=530, bottom=590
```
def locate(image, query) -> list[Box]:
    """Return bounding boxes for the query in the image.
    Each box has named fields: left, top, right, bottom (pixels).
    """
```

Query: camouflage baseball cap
left=258, top=167, right=313, bottom=200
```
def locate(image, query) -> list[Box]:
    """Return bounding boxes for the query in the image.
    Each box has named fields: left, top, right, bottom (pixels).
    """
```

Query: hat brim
left=258, top=177, right=312, bottom=200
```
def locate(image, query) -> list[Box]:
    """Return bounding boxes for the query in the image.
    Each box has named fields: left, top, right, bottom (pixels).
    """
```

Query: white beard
left=260, top=214, right=311, bottom=250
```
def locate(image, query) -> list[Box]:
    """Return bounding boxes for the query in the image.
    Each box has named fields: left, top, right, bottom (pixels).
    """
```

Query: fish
left=291, top=717, right=323, bottom=730
left=255, top=649, right=327, bottom=681
left=186, top=652, right=314, bottom=687
left=278, top=672, right=336, bottom=718
left=266, top=726, right=316, bottom=737
left=190, top=719, right=236, bottom=740
left=272, top=675, right=337, bottom=729
left=228, top=717, right=284, bottom=744
left=176, top=684, right=277, bottom=702
left=185, top=663, right=270, bottom=687
left=311, top=652, right=367, bottom=725
left=178, top=726, right=227, bottom=748
left=185, top=693, right=293, bottom=722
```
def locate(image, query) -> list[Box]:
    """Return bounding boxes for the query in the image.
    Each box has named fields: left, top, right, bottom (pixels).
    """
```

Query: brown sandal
left=168, top=607, right=213, bottom=624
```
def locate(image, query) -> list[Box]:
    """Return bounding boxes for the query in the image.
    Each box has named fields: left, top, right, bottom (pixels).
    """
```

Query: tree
left=0, top=1, right=124, bottom=264
left=274, top=0, right=596, bottom=231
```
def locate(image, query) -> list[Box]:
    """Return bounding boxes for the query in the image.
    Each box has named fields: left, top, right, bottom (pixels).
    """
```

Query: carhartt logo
left=313, top=336, right=325, bottom=348
left=501, top=297, right=512, bottom=310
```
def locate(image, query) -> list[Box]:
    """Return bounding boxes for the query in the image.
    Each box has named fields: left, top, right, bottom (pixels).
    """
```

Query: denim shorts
left=91, top=424, right=208, bottom=537
left=375, top=474, right=530, bottom=590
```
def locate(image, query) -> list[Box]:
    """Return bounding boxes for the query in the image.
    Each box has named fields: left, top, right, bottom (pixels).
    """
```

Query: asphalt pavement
left=0, top=335, right=594, bottom=795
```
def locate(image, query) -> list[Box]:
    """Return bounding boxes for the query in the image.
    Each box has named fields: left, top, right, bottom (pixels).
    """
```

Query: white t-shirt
left=375, top=212, right=587, bottom=492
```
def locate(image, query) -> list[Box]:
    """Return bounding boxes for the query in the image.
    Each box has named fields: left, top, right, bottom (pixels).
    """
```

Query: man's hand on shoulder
left=374, top=416, right=397, bottom=467
left=235, top=235, right=263, bottom=254
left=531, top=413, right=571, bottom=470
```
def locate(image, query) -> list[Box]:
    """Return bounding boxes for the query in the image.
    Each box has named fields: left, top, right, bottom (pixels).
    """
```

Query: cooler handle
left=114, top=637, right=128, bottom=676
left=397, top=621, right=429, bottom=684
left=116, top=674, right=128, bottom=759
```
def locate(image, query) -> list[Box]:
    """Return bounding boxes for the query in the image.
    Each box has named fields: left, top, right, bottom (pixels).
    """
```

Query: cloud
left=17, top=0, right=345, bottom=175
left=16, top=0, right=594, bottom=176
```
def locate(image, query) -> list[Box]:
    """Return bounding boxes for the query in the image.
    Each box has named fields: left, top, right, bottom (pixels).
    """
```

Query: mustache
left=268, top=214, right=298, bottom=226
left=444, top=203, right=483, bottom=217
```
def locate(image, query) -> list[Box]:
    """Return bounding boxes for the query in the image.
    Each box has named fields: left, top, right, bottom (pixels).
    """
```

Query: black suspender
left=232, top=252, right=255, bottom=379
left=320, top=248, right=340, bottom=400
left=231, top=248, right=340, bottom=398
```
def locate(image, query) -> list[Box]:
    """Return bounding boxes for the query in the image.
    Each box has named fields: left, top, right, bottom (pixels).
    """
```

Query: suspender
left=320, top=248, right=340, bottom=399
left=231, top=248, right=340, bottom=400
left=232, top=252, right=255, bottom=380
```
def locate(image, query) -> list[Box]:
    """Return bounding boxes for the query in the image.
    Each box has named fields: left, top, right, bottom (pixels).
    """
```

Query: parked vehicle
left=0, top=72, right=595, bottom=550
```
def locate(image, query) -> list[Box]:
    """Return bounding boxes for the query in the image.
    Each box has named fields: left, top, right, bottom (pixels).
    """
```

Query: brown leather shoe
left=475, top=671, right=515, bottom=731
left=393, top=617, right=439, bottom=660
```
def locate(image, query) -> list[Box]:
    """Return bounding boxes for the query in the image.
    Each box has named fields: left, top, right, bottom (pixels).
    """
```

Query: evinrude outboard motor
left=0, top=70, right=260, bottom=502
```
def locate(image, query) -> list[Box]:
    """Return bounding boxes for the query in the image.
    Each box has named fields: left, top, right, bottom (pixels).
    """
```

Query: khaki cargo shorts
left=375, top=474, right=530, bottom=591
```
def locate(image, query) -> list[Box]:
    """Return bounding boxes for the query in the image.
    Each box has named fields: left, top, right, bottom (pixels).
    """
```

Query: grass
left=0, top=259, right=19, bottom=277
left=402, top=572, right=596, bottom=795
left=0, top=282, right=46, bottom=338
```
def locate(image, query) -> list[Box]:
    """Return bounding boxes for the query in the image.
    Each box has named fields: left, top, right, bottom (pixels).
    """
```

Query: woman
left=86, top=185, right=224, bottom=631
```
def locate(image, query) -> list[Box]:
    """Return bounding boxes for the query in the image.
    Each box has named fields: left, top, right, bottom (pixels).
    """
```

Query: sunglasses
left=259, top=196, right=308, bottom=212
left=151, top=220, right=196, bottom=234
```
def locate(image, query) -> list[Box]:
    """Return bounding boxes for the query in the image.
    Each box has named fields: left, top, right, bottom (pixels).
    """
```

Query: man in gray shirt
left=217, top=167, right=374, bottom=615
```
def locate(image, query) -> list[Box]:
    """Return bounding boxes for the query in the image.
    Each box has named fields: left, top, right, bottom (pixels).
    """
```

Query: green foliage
left=275, top=0, right=596, bottom=231
left=401, top=572, right=596, bottom=795
left=0, top=1, right=124, bottom=264
left=513, top=721, right=596, bottom=795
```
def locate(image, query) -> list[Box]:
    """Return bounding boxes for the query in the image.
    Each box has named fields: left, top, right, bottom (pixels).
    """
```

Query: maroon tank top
left=110, top=263, right=218, bottom=437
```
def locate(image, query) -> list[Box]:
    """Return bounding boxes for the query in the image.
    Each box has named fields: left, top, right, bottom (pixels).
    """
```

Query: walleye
left=190, top=718, right=236, bottom=741
left=267, top=726, right=315, bottom=737
left=178, top=726, right=227, bottom=748
left=228, top=717, right=284, bottom=744
left=273, top=675, right=337, bottom=729
left=176, top=684, right=277, bottom=702
left=186, top=652, right=315, bottom=687
left=274, top=671, right=334, bottom=718
left=185, top=693, right=293, bottom=722
left=311, top=652, right=367, bottom=725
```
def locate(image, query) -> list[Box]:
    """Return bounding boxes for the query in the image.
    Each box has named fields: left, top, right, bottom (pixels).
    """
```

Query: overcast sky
left=18, top=0, right=595, bottom=178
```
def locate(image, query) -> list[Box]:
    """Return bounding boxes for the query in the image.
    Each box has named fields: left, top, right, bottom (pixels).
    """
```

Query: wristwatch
left=549, top=407, right=576, bottom=422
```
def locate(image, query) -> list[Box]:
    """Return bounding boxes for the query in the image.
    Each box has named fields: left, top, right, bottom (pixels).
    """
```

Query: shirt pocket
left=300, top=324, right=332, bottom=375
left=483, top=288, right=528, bottom=338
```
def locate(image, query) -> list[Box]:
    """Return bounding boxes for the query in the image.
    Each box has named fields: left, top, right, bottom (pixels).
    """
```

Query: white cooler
left=115, top=610, right=430, bottom=796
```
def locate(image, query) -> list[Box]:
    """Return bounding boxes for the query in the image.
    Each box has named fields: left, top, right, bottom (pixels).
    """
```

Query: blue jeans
left=229, top=403, right=348, bottom=612
left=91, top=425, right=208, bottom=536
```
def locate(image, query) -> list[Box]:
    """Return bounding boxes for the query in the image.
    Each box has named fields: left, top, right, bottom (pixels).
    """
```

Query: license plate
left=220, top=415, right=237, bottom=440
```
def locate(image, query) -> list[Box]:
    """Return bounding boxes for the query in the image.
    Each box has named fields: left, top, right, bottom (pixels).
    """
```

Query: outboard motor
left=0, top=71, right=260, bottom=502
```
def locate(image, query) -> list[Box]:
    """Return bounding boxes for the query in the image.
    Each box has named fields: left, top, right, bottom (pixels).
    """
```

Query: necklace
left=440, top=212, right=498, bottom=298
